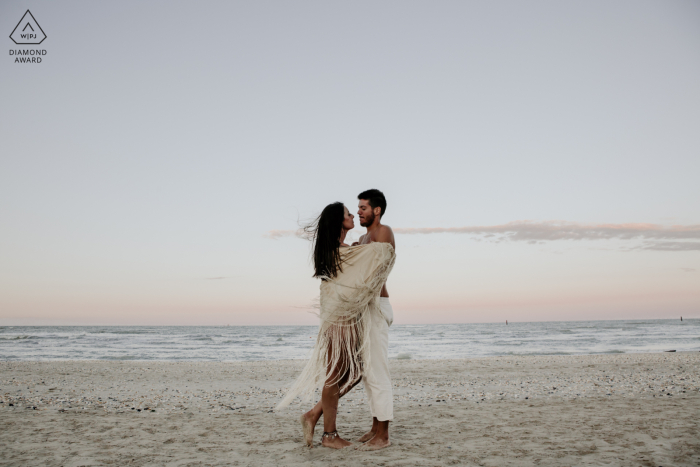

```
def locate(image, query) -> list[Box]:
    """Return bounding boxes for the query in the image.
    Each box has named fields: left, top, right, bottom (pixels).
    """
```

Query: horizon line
left=2, top=317, right=697, bottom=327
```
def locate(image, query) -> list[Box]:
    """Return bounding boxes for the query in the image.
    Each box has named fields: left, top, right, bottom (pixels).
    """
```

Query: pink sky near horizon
left=2, top=234, right=697, bottom=325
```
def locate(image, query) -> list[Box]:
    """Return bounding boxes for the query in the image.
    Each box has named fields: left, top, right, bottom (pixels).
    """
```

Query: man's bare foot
left=356, top=430, right=376, bottom=443
left=355, top=435, right=391, bottom=451
left=300, top=413, right=315, bottom=447
left=321, top=432, right=353, bottom=449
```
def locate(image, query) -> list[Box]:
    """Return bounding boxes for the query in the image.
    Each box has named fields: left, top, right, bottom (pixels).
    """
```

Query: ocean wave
left=68, top=333, right=89, bottom=339
left=2, top=320, right=698, bottom=361
left=99, top=355, right=141, bottom=360
left=90, top=330, right=154, bottom=335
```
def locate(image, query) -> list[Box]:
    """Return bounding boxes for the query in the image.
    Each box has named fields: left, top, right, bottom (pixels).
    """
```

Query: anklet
left=322, top=431, right=338, bottom=440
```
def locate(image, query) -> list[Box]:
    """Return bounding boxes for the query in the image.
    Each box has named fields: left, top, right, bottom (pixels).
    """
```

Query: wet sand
left=1, top=352, right=699, bottom=466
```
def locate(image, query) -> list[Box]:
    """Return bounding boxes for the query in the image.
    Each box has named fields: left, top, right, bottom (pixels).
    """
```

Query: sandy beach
left=1, top=352, right=698, bottom=466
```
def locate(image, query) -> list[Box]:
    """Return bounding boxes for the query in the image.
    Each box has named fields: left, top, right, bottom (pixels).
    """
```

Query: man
left=297, top=189, right=395, bottom=450
left=354, top=188, right=395, bottom=450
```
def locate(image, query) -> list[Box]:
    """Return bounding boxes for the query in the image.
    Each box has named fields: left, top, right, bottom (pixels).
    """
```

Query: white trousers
left=363, top=297, right=393, bottom=421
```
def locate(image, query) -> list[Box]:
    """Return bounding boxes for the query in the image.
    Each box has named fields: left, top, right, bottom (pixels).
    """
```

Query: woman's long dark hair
left=304, top=202, right=345, bottom=279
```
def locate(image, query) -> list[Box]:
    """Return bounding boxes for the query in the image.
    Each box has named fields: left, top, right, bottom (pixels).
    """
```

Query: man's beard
left=360, top=212, right=375, bottom=227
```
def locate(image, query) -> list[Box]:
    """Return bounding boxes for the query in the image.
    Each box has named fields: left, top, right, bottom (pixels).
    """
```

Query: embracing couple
left=276, top=189, right=396, bottom=450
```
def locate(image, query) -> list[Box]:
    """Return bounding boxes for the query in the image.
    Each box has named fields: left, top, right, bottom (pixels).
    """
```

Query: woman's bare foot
left=355, top=435, right=391, bottom=451
left=321, top=432, right=353, bottom=449
left=356, top=430, right=376, bottom=443
left=300, top=413, right=315, bottom=447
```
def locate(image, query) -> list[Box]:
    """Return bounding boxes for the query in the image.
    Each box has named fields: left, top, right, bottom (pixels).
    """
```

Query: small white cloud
left=263, top=229, right=304, bottom=240
left=639, top=242, right=700, bottom=252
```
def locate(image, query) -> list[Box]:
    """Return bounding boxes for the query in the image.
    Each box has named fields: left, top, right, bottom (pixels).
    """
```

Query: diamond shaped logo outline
left=10, top=10, right=47, bottom=45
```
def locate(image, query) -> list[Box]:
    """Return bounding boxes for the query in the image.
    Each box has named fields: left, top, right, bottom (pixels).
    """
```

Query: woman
left=275, top=202, right=396, bottom=449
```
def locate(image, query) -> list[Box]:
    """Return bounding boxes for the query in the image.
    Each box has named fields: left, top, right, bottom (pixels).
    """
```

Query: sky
left=1, top=0, right=699, bottom=325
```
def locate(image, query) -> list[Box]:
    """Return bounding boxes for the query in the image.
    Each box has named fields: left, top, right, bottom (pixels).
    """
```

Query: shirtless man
left=299, top=189, right=395, bottom=450
left=354, top=188, right=395, bottom=450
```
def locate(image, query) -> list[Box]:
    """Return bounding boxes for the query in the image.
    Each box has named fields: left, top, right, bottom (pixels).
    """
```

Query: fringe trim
left=276, top=243, right=395, bottom=410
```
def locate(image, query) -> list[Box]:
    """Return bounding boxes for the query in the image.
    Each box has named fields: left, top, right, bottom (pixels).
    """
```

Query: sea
left=1, top=319, right=698, bottom=362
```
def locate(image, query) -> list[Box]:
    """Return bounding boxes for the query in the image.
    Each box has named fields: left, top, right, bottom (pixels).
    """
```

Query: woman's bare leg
left=321, top=330, right=355, bottom=448
left=303, top=374, right=361, bottom=433
left=302, top=324, right=359, bottom=448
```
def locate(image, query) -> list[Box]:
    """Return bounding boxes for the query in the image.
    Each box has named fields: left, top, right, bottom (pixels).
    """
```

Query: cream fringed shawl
left=276, top=242, right=396, bottom=410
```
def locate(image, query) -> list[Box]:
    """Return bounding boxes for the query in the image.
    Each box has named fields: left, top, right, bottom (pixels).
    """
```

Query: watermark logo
left=10, top=10, right=46, bottom=44
left=8, top=10, right=47, bottom=64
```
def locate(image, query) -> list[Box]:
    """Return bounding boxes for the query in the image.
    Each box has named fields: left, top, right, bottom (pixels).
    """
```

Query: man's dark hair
left=358, top=189, right=387, bottom=218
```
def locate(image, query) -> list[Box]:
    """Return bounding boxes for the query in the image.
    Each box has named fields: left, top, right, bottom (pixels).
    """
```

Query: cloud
left=393, top=221, right=700, bottom=242
left=637, top=242, right=700, bottom=252
left=264, top=229, right=304, bottom=240
left=265, top=221, right=700, bottom=251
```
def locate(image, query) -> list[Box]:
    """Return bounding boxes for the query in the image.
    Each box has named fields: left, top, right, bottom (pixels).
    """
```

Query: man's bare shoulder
left=374, top=224, right=395, bottom=247
left=376, top=224, right=393, bottom=236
